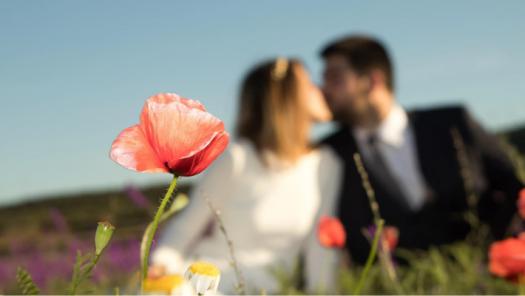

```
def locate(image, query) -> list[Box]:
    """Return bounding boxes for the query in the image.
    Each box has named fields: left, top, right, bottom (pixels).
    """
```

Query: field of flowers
left=1, top=93, right=524, bottom=295
left=0, top=183, right=191, bottom=294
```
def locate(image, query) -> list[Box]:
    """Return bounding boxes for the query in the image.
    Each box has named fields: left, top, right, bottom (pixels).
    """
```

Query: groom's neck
left=356, top=91, right=395, bottom=130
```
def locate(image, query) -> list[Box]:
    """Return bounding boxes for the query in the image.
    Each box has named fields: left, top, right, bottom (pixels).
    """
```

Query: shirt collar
left=352, top=103, right=409, bottom=148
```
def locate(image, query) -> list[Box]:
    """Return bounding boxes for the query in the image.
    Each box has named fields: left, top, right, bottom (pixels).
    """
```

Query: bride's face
left=296, top=64, right=333, bottom=123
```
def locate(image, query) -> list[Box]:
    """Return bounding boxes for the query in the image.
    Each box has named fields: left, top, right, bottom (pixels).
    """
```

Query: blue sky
left=1, top=0, right=524, bottom=206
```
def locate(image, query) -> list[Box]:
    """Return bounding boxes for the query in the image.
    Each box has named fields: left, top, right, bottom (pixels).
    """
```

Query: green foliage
left=505, top=140, right=525, bottom=184
left=68, top=250, right=97, bottom=295
left=16, top=267, right=40, bottom=295
left=271, top=241, right=519, bottom=295
left=391, top=243, right=516, bottom=295
left=270, top=259, right=306, bottom=295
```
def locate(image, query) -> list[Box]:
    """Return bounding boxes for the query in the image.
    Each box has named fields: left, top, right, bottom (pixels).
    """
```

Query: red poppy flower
left=317, top=215, right=346, bottom=248
left=518, top=188, right=525, bottom=219
left=110, top=93, right=230, bottom=176
left=383, top=226, right=399, bottom=251
left=489, top=234, right=525, bottom=278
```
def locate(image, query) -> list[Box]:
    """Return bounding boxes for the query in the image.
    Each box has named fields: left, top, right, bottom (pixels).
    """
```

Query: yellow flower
left=184, top=262, right=221, bottom=295
left=143, top=275, right=195, bottom=295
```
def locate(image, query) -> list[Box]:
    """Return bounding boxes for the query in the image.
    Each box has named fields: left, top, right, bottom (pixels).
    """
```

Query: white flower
left=142, top=274, right=195, bottom=295
left=184, top=262, right=221, bottom=295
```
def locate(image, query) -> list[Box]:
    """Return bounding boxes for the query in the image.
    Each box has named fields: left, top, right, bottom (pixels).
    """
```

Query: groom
left=320, top=35, right=524, bottom=264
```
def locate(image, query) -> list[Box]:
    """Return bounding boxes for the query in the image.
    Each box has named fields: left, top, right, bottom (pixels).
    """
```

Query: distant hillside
left=0, top=183, right=192, bottom=254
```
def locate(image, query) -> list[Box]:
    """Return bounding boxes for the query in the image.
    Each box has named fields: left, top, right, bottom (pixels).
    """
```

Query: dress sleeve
left=152, top=143, right=242, bottom=274
left=302, top=146, right=344, bottom=293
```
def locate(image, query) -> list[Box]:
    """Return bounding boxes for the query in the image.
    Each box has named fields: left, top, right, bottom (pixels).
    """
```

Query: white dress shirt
left=152, top=139, right=342, bottom=294
left=352, top=103, right=427, bottom=211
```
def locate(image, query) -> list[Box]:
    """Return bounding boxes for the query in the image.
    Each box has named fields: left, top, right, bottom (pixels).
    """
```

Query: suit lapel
left=408, top=112, right=436, bottom=205
left=332, top=127, right=413, bottom=219
left=409, top=111, right=458, bottom=208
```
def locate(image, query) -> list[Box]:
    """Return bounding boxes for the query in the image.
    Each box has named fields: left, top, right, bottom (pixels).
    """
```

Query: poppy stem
left=353, top=219, right=384, bottom=295
left=141, top=175, right=179, bottom=288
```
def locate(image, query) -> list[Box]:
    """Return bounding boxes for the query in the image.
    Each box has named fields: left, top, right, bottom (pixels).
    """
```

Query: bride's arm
left=303, top=146, right=343, bottom=292
left=151, top=143, right=242, bottom=274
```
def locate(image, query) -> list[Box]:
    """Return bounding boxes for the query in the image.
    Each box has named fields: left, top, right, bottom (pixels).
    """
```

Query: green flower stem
left=71, top=254, right=100, bottom=295
left=141, top=175, right=179, bottom=284
left=140, top=194, right=187, bottom=268
left=353, top=219, right=384, bottom=295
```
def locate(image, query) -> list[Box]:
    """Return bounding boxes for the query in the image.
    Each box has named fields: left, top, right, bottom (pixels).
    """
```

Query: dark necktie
left=367, top=134, right=409, bottom=209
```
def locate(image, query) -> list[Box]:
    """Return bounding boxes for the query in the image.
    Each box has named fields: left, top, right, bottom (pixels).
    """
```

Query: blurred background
left=1, top=0, right=524, bottom=293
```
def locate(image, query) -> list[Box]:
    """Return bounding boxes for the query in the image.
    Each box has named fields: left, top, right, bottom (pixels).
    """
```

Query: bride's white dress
left=152, top=139, right=342, bottom=294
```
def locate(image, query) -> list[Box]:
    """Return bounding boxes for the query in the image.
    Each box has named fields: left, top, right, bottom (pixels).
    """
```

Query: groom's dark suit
left=323, top=105, right=524, bottom=264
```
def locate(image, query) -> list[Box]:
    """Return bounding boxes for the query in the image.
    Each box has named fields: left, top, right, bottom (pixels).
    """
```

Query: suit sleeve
left=460, top=108, right=524, bottom=239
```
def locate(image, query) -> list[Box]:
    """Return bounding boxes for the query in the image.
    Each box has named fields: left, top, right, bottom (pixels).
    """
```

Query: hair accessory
left=271, top=57, right=289, bottom=81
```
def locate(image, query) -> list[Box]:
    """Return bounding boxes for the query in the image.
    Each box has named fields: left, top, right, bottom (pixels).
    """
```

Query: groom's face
left=322, top=54, right=370, bottom=125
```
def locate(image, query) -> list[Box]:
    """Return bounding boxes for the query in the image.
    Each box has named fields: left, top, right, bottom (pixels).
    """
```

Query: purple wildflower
left=48, top=207, right=68, bottom=234
left=125, top=184, right=150, bottom=209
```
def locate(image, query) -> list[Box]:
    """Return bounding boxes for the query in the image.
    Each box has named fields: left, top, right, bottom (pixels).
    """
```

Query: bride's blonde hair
left=236, top=58, right=310, bottom=166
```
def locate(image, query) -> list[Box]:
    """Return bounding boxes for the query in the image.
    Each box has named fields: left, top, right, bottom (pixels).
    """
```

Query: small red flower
left=517, top=188, right=525, bottom=219
left=383, top=226, right=399, bottom=251
left=317, top=215, right=346, bottom=248
left=489, top=233, right=525, bottom=279
left=110, top=93, right=230, bottom=176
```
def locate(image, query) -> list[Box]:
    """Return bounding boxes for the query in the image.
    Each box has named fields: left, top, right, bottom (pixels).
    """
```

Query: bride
left=152, top=58, right=342, bottom=294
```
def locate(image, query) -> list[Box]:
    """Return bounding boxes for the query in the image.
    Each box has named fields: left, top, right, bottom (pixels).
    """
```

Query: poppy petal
left=143, top=93, right=206, bottom=113
left=110, top=125, right=168, bottom=173
left=168, top=131, right=230, bottom=176
left=489, top=259, right=509, bottom=277
left=317, top=215, right=346, bottom=248
left=140, top=99, right=225, bottom=164
left=489, top=238, right=525, bottom=278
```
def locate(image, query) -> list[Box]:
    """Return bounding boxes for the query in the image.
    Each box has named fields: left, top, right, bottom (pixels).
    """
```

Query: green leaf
left=80, top=253, right=92, bottom=264
left=15, top=268, right=40, bottom=295
left=79, top=263, right=94, bottom=274
left=21, top=277, right=32, bottom=285
left=79, top=273, right=94, bottom=282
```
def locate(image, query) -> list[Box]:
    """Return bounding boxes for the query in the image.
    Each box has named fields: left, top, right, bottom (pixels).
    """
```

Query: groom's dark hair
left=321, top=35, right=394, bottom=92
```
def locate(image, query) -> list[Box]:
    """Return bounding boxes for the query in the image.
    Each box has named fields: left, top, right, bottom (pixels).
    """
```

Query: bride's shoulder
left=310, top=145, right=343, bottom=172
left=211, top=139, right=254, bottom=176
left=226, top=139, right=255, bottom=161
left=311, top=145, right=344, bottom=189
left=314, top=145, right=342, bottom=163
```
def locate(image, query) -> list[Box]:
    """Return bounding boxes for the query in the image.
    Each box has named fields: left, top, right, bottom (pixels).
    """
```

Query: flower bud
left=95, top=221, right=115, bottom=255
left=170, top=193, right=189, bottom=212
